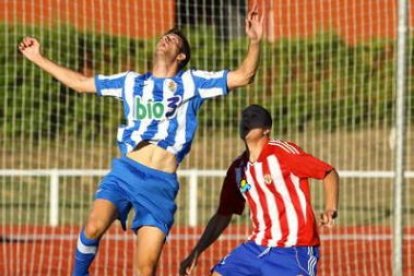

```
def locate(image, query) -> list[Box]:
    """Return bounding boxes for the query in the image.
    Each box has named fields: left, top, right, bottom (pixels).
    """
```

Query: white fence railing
left=1, top=169, right=414, bottom=227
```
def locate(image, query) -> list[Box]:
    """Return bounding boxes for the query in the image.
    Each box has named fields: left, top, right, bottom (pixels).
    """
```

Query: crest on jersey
left=264, top=174, right=272, bottom=184
left=239, top=179, right=251, bottom=193
left=165, top=79, right=177, bottom=93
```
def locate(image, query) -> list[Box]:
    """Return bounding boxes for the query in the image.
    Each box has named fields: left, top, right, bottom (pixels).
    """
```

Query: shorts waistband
left=119, top=156, right=177, bottom=179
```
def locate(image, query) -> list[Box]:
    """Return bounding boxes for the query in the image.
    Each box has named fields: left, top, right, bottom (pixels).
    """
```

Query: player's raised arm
left=227, top=2, right=264, bottom=91
left=18, top=36, right=96, bottom=93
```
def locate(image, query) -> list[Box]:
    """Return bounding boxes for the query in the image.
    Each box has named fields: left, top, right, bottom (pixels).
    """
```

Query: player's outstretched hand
left=245, top=1, right=264, bottom=43
left=179, top=251, right=199, bottom=276
left=18, top=36, right=42, bottom=62
left=319, top=209, right=337, bottom=229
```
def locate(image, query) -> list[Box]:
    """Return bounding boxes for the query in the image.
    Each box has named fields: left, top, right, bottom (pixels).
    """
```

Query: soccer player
left=180, top=104, right=340, bottom=276
left=18, top=4, right=263, bottom=276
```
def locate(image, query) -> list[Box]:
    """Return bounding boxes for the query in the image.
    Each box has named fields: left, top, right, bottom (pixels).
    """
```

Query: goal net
left=0, top=0, right=413, bottom=275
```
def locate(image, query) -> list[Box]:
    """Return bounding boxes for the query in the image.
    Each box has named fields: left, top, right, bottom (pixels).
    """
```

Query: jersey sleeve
left=274, top=141, right=334, bottom=180
left=94, top=72, right=129, bottom=99
left=217, top=161, right=246, bottom=216
left=191, top=69, right=229, bottom=99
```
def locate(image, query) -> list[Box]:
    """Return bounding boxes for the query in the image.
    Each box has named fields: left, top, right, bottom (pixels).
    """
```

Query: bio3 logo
left=134, top=96, right=182, bottom=120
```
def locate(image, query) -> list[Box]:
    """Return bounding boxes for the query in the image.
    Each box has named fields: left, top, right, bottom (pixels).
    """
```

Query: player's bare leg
left=211, top=272, right=222, bottom=276
left=72, top=199, right=118, bottom=276
left=84, top=199, right=118, bottom=239
left=134, top=226, right=166, bottom=276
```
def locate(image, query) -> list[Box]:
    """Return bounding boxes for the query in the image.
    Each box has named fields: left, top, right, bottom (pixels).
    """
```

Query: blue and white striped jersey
left=95, top=69, right=229, bottom=163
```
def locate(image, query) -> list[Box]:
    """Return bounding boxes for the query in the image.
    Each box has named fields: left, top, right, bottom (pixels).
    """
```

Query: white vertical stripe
left=130, top=78, right=154, bottom=142
left=253, top=162, right=282, bottom=246
left=150, top=119, right=169, bottom=141
left=124, top=73, right=139, bottom=120
left=181, top=71, right=196, bottom=100
left=245, top=165, right=266, bottom=245
left=290, top=174, right=308, bottom=222
left=267, top=155, right=299, bottom=246
left=311, top=258, right=317, bottom=276
left=307, top=247, right=317, bottom=276
left=307, top=247, right=312, bottom=274
left=126, top=144, right=133, bottom=152
left=117, top=127, right=125, bottom=143
left=167, top=71, right=194, bottom=154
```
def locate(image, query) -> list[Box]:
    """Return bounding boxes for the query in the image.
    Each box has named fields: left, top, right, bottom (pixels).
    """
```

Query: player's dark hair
left=239, top=105, right=273, bottom=139
left=164, top=28, right=191, bottom=71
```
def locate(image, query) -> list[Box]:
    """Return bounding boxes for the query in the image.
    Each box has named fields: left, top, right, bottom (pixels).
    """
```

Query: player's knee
left=133, top=264, right=157, bottom=276
left=84, top=220, right=105, bottom=239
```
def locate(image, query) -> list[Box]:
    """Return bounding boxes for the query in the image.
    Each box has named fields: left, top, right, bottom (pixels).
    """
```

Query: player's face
left=244, top=128, right=268, bottom=142
left=156, top=34, right=183, bottom=58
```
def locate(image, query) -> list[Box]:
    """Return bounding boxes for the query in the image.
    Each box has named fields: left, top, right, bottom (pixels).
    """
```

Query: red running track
left=1, top=225, right=413, bottom=275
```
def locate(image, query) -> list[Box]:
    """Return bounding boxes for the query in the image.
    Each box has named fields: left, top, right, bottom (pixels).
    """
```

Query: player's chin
left=155, top=46, right=167, bottom=54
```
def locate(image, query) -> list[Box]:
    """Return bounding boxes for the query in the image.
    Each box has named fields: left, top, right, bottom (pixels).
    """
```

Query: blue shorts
left=95, top=157, right=179, bottom=235
left=212, top=241, right=319, bottom=276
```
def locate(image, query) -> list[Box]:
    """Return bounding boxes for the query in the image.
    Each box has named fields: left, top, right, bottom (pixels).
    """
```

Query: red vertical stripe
left=249, top=165, right=272, bottom=247
left=244, top=192, right=260, bottom=241
left=284, top=176, right=306, bottom=237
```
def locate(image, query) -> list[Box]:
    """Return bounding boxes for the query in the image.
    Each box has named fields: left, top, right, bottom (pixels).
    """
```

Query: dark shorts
left=212, top=241, right=320, bottom=276
left=95, top=157, right=179, bottom=235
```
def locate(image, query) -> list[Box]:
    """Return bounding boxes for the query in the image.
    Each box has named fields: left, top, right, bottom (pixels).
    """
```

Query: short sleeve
left=192, top=69, right=229, bottom=99
left=271, top=141, right=334, bottom=180
left=288, top=153, right=333, bottom=179
left=217, top=161, right=246, bottom=216
left=94, top=72, right=129, bottom=99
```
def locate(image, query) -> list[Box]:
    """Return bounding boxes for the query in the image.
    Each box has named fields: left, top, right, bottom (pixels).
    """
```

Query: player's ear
left=263, top=129, right=270, bottom=136
left=177, top=53, right=186, bottom=62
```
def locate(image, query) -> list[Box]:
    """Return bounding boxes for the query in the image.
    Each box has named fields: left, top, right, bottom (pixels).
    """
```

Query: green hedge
left=1, top=24, right=412, bottom=141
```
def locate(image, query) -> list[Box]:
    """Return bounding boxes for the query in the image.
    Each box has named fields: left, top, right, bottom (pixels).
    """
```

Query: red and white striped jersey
left=217, top=139, right=333, bottom=247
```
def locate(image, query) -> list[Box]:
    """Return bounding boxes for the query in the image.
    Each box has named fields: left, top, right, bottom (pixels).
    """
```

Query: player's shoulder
left=267, top=139, right=303, bottom=155
left=228, top=151, right=248, bottom=169
left=96, top=70, right=133, bottom=79
left=126, top=70, right=140, bottom=76
left=188, top=68, right=227, bottom=79
left=105, top=70, right=142, bottom=81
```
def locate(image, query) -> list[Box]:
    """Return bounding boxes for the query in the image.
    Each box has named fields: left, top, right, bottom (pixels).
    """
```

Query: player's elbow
left=328, top=169, right=340, bottom=182
left=246, top=75, right=256, bottom=85
left=72, top=78, right=96, bottom=94
left=237, top=75, right=256, bottom=88
left=70, top=87, right=89, bottom=94
left=239, top=68, right=257, bottom=86
left=228, top=71, right=256, bottom=90
left=74, top=87, right=90, bottom=94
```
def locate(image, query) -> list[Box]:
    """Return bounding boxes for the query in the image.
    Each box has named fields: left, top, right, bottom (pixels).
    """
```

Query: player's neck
left=246, top=137, right=269, bottom=163
left=152, top=57, right=179, bottom=78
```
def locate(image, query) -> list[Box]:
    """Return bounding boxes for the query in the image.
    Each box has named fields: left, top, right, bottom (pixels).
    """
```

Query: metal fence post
left=393, top=0, right=408, bottom=275
left=50, top=171, right=59, bottom=227
left=188, top=170, right=198, bottom=227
